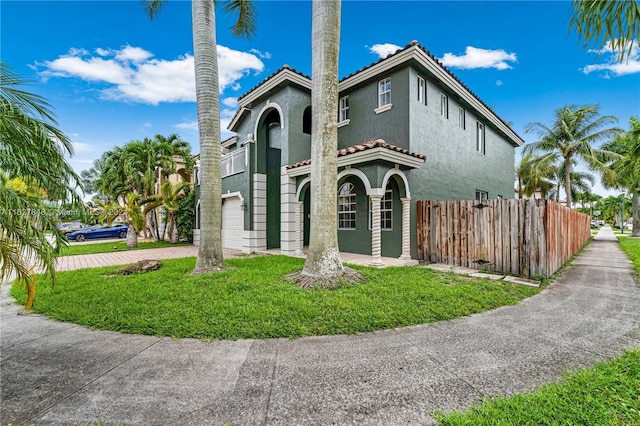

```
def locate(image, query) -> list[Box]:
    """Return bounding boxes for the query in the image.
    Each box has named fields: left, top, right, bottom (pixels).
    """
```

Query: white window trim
left=440, top=93, right=448, bottom=118
left=338, top=183, right=357, bottom=230
left=378, top=77, right=391, bottom=108
left=475, top=190, right=488, bottom=201
left=339, top=95, right=349, bottom=123
left=417, top=75, right=426, bottom=105
left=476, top=121, right=485, bottom=154
left=369, top=189, right=393, bottom=231
left=337, top=119, right=351, bottom=128
left=458, top=107, right=465, bottom=129
left=374, top=104, right=393, bottom=114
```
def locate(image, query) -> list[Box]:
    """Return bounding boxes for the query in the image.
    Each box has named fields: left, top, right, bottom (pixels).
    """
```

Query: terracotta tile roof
left=286, top=138, right=426, bottom=169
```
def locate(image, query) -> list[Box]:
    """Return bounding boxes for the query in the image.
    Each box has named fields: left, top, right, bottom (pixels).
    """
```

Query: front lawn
left=618, top=236, right=640, bottom=275
left=433, top=347, right=640, bottom=425
left=10, top=256, right=538, bottom=340
left=59, top=240, right=189, bottom=257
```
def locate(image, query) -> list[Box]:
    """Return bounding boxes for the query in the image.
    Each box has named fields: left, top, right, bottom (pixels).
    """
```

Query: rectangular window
left=378, top=78, right=391, bottom=108
left=339, top=95, right=349, bottom=122
left=440, top=93, right=448, bottom=118
left=417, top=76, right=426, bottom=105
left=338, top=183, right=356, bottom=230
left=475, top=190, right=488, bottom=201
left=369, top=190, right=393, bottom=231
left=458, top=107, right=465, bottom=129
left=476, top=122, right=485, bottom=154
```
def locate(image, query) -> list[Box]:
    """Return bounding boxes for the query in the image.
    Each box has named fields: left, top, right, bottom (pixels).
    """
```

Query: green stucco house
left=194, top=41, right=524, bottom=263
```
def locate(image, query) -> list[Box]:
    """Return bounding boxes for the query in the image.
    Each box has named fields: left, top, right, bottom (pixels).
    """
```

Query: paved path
left=1, top=227, right=639, bottom=425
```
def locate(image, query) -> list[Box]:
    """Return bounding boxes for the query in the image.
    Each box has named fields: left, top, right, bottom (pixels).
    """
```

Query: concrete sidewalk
left=1, top=227, right=639, bottom=425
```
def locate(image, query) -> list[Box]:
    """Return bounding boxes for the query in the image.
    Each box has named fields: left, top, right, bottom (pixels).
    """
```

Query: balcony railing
left=221, top=147, right=246, bottom=178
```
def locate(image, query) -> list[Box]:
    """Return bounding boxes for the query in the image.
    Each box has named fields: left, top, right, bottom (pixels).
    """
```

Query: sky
left=2, top=0, right=639, bottom=199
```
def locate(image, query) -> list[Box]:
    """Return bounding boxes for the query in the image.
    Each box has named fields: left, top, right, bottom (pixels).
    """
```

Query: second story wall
left=337, top=67, right=411, bottom=151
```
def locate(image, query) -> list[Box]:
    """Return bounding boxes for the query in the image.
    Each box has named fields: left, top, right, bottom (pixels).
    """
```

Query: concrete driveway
left=1, top=227, right=639, bottom=425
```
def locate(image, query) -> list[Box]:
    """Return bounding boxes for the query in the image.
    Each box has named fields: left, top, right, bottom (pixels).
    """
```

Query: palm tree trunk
left=631, top=192, right=639, bottom=238
left=170, top=213, right=180, bottom=244
left=564, top=160, right=572, bottom=208
left=192, top=0, right=224, bottom=272
left=303, top=0, right=343, bottom=277
left=126, top=224, right=138, bottom=248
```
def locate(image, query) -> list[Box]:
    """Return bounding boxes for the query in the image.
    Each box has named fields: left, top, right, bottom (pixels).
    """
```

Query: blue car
left=68, top=224, right=129, bottom=242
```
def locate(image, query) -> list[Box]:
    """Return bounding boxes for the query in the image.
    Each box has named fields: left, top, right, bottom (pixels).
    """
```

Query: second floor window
left=440, top=93, right=448, bottom=118
left=339, top=96, right=349, bottom=122
left=417, top=76, right=426, bottom=105
left=378, top=78, right=391, bottom=108
left=458, top=107, right=465, bottom=129
left=476, top=122, right=485, bottom=154
left=338, top=183, right=356, bottom=230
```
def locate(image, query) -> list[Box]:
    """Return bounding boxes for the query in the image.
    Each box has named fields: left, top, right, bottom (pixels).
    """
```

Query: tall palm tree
left=523, top=104, right=621, bottom=207
left=145, top=0, right=256, bottom=273
left=569, top=0, right=640, bottom=62
left=0, top=63, right=83, bottom=311
left=602, top=117, right=640, bottom=237
left=302, top=0, right=344, bottom=280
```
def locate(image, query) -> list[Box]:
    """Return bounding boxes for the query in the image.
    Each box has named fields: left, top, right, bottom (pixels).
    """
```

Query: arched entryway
left=254, top=103, right=284, bottom=249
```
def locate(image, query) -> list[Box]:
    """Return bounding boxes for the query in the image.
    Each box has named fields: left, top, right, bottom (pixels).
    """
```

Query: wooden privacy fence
left=417, top=199, right=591, bottom=278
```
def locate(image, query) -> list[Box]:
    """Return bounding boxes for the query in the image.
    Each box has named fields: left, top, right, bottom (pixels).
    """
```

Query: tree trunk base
left=288, top=267, right=364, bottom=289
left=191, top=266, right=224, bottom=275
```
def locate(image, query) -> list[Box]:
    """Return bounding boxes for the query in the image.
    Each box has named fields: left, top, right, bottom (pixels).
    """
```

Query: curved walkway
left=1, top=227, right=639, bottom=425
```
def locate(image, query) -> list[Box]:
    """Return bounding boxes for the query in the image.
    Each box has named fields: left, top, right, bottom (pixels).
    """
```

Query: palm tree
left=602, top=117, right=640, bottom=237
left=523, top=104, right=621, bottom=207
left=0, top=63, right=83, bottom=311
left=301, top=0, right=344, bottom=281
left=142, top=181, right=190, bottom=243
left=515, top=153, right=555, bottom=199
left=95, top=200, right=122, bottom=226
left=123, top=193, right=144, bottom=248
left=145, top=0, right=256, bottom=273
left=569, top=0, right=640, bottom=62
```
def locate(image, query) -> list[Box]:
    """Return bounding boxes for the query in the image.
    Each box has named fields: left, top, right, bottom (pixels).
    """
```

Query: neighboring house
left=194, top=41, right=524, bottom=263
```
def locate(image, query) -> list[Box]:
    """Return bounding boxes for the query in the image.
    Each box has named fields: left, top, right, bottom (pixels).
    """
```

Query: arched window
left=338, top=183, right=356, bottom=230
left=303, top=106, right=312, bottom=134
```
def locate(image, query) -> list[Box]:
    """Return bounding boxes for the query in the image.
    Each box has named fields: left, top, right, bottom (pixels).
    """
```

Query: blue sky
left=2, top=0, right=639, bottom=198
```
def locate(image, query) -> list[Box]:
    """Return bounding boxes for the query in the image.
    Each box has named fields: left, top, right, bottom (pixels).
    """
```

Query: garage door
left=222, top=196, right=243, bottom=250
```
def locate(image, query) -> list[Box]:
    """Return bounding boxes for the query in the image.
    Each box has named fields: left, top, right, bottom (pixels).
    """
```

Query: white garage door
left=222, top=196, right=243, bottom=250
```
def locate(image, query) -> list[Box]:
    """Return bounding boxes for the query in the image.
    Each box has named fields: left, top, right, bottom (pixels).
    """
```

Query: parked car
left=57, top=222, right=91, bottom=236
left=67, top=224, right=129, bottom=242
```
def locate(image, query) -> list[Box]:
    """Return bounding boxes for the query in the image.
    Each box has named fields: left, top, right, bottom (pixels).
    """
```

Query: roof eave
left=286, top=147, right=426, bottom=178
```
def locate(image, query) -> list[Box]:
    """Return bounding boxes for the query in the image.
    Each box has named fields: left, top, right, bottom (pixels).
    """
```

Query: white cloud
left=582, top=40, right=640, bottom=77
left=368, top=43, right=403, bottom=59
left=222, top=97, right=238, bottom=108
left=72, top=141, right=93, bottom=153
left=175, top=121, right=198, bottom=132
left=250, top=48, right=271, bottom=59
left=496, top=80, right=503, bottom=86
left=439, top=46, right=517, bottom=70
left=115, top=45, right=153, bottom=63
left=39, top=44, right=265, bottom=105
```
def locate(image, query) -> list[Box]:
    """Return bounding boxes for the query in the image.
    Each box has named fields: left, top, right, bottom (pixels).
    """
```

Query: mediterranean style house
left=193, top=41, right=524, bottom=263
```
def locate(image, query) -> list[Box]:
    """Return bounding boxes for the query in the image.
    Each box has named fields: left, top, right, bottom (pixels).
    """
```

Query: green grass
left=618, top=236, right=640, bottom=275
left=59, top=240, right=189, bottom=256
left=432, top=347, right=640, bottom=425
left=10, top=255, right=538, bottom=340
